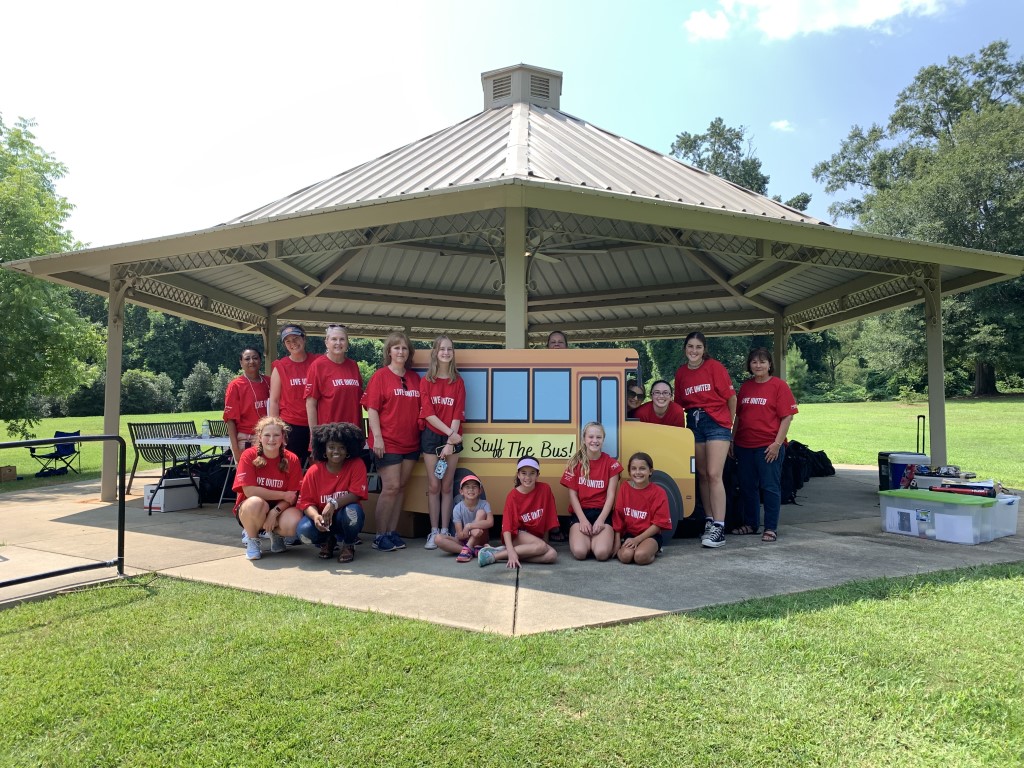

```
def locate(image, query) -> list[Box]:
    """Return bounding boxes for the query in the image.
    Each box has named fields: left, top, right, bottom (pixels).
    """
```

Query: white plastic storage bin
left=144, top=477, right=199, bottom=512
left=878, top=489, right=1018, bottom=545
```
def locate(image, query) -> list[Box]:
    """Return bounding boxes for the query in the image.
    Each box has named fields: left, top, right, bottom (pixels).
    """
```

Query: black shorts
left=569, top=508, right=605, bottom=527
left=377, top=450, right=420, bottom=467
left=420, top=429, right=464, bottom=456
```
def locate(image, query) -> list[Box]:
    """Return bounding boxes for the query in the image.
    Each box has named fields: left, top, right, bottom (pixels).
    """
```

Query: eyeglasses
left=399, top=376, right=407, bottom=391
left=651, top=390, right=672, bottom=397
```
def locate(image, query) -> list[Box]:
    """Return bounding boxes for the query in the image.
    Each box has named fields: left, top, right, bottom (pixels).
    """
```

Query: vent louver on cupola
left=481, top=64, right=562, bottom=109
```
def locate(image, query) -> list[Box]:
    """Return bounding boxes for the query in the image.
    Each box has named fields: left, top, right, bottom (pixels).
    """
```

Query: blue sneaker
left=372, top=533, right=397, bottom=552
left=478, top=546, right=499, bottom=567
left=389, top=531, right=407, bottom=549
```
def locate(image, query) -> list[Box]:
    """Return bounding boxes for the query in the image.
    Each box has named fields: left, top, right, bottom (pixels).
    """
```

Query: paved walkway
left=1, top=467, right=1021, bottom=635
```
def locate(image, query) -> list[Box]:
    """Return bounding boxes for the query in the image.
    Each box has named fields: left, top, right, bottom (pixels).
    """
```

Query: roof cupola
left=481, top=64, right=563, bottom=110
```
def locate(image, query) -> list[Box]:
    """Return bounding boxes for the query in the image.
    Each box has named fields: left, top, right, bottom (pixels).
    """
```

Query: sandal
left=549, top=529, right=566, bottom=543
left=318, top=535, right=336, bottom=559
left=730, top=525, right=756, bottom=535
left=337, top=543, right=355, bottom=563
left=761, top=530, right=777, bottom=543
left=456, top=545, right=474, bottom=563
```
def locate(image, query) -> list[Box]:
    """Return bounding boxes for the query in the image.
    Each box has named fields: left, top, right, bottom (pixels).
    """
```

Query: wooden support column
left=100, top=277, right=129, bottom=502
left=923, top=265, right=948, bottom=464
left=264, top=312, right=276, bottom=375
left=503, top=207, right=528, bottom=349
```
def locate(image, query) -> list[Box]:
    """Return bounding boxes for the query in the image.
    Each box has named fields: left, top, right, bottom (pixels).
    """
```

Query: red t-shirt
left=298, top=458, right=369, bottom=510
left=501, top=481, right=559, bottom=538
left=632, top=401, right=687, bottom=428
left=418, top=376, right=466, bottom=436
left=304, top=355, right=364, bottom=427
left=674, top=358, right=735, bottom=429
left=613, top=482, right=672, bottom=538
left=232, top=446, right=303, bottom=511
left=734, top=377, right=799, bottom=449
left=360, top=367, right=422, bottom=454
left=273, top=354, right=321, bottom=425
left=560, top=452, right=622, bottom=510
left=222, top=374, right=270, bottom=435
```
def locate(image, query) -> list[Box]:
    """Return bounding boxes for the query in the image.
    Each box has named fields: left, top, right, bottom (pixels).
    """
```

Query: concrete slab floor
left=1, top=467, right=1021, bottom=635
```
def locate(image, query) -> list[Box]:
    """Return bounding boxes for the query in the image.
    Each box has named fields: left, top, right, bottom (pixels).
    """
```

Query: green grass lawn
left=2, top=398, right=1022, bottom=492
left=1, top=567, right=1022, bottom=767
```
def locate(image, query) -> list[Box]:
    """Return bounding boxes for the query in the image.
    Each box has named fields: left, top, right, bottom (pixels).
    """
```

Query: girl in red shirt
left=295, top=421, right=368, bottom=563
left=361, top=331, right=421, bottom=552
left=674, top=331, right=736, bottom=549
left=222, top=346, right=270, bottom=463
left=233, top=416, right=303, bottom=561
left=612, top=452, right=672, bottom=566
left=561, top=422, right=622, bottom=561
left=419, top=335, right=466, bottom=549
left=478, top=457, right=558, bottom=569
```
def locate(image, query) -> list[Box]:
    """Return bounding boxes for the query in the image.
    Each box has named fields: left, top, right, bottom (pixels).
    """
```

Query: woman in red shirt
left=419, top=335, right=466, bottom=550
left=222, top=346, right=270, bottom=463
left=304, top=324, right=364, bottom=435
left=478, top=457, right=559, bottom=569
left=674, top=331, right=736, bottom=550
left=295, top=422, right=368, bottom=563
left=361, top=331, right=421, bottom=553
left=233, top=416, right=303, bottom=562
left=268, top=324, right=320, bottom=467
left=733, top=347, right=798, bottom=543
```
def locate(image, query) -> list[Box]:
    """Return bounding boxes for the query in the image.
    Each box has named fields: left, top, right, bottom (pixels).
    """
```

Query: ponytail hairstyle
left=565, top=422, right=605, bottom=481
left=252, top=415, right=290, bottom=473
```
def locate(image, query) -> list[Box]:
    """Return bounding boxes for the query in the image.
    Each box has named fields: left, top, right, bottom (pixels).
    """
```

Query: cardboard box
left=879, top=489, right=1019, bottom=545
left=0, top=465, right=17, bottom=483
left=144, top=478, right=200, bottom=513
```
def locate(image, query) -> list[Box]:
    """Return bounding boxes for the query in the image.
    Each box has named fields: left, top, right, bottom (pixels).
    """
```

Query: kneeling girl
left=612, top=452, right=672, bottom=565
left=561, top=421, right=622, bottom=561
left=479, top=457, right=558, bottom=569
left=295, top=422, right=368, bottom=564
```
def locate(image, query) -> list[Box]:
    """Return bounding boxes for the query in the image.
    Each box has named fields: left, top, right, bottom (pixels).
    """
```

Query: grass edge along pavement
left=2, top=398, right=1023, bottom=493
left=0, top=565, right=1022, bottom=767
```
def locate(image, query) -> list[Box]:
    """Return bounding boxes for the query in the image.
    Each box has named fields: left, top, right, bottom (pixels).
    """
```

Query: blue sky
left=4, top=0, right=1022, bottom=248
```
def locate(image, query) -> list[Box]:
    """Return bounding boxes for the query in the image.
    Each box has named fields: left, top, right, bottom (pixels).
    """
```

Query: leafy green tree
left=813, top=41, right=1024, bottom=395
left=209, top=366, right=236, bottom=410
left=671, top=117, right=811, bottom=210
left=178, top=361, right=215, bottom=412
left=0, top=116, right=105, bottom=438
left=121, top=369, right=176, bottom=414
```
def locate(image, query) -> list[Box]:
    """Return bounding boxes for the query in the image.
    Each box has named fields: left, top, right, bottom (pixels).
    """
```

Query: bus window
left=492, top=369, right=529, bottom=422
left=579, top=377, right=620, bottom=457
left=462, top=369, right=488, bottom=422
left=600, top=377, right=620, bottom=457
left=533, top=369, right=570, bottom=422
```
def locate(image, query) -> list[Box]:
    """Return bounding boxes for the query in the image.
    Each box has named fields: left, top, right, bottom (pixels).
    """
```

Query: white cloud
left=683, top=9, right=731, bottom=41
left=770, top=119, right=796, bottom=132
left=683, top=0, right=955, bottom=42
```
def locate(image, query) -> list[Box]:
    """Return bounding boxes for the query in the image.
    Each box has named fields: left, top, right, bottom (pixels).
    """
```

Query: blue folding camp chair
left=28, top=430, right=82, bottom=477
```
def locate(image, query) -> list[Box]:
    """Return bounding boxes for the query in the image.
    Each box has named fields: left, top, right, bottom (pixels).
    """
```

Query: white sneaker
left=425, top=528, right=440, bottom=550
left=270, top=532, right=287, bottom=553
left=245, top=537, right=262, bottom=560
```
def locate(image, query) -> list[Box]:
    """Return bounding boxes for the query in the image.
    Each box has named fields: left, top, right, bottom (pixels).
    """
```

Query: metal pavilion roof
left=7, top=64, right=1024, bottom=347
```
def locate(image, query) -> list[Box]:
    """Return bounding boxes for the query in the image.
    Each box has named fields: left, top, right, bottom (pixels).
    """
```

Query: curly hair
left=311, top=421, right=365, bottom=463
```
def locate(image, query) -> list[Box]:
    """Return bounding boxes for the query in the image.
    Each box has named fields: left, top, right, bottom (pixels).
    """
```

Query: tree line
left=2, top=41, right=1022, bottom=439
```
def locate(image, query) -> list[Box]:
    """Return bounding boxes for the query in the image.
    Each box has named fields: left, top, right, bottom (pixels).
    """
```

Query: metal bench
left=126, top=421, right=199, bottom=495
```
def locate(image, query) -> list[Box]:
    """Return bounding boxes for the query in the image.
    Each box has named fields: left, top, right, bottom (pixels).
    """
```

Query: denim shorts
left=686, top=409, right=733, bottom=444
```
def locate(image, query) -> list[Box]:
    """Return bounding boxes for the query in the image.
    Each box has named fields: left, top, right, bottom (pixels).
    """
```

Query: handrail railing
left=0, top=434, right=125, bottom=588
